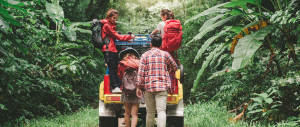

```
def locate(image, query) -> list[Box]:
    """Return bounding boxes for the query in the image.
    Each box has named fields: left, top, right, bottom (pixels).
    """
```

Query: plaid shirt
left=136, top=47, right=177, bottom=92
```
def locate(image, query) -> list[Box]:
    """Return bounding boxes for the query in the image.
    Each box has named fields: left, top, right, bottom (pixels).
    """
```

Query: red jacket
left=118, top=56, right=140, bottom=79
left=100, top=19, right=132, bottom=52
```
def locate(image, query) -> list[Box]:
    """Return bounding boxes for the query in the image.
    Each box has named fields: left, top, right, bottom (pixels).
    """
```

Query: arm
left=136, top=56, right=146, bottom=99
left=151, top=29, right=159, bottom=35
left=167, top=53, right=178, bottom=72
left=150, top=22, right=163, bottom=35
left=104, top=24, right=133, bottom=41
left=117, top=64, right=124, bottom=80
left=136, top=56, right=146, bottom=88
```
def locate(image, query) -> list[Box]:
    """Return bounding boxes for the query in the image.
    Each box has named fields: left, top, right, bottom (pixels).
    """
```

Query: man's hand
left=131, top=34, right=135, bottom=39
left=136, top=86, right=143, bottom=99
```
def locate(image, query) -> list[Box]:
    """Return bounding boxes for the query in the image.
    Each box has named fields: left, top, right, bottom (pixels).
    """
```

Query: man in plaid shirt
left=136, top=35, right=177, bottom=127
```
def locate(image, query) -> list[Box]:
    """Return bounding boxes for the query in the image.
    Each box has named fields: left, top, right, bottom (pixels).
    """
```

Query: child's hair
left=105, top=8, right=119, bottom=19
left=161, top=9, right=175, bottom=20
left=122, top=52, right=138, bottom=60
left=151, top=35, right=162, bottom=47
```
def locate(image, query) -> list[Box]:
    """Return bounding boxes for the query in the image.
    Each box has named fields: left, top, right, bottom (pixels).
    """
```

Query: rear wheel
left=166, top=116, right=184, bottom=127
left=180, top=64, right=184, bottom=84
left=99, top=117, right=118, bottom=127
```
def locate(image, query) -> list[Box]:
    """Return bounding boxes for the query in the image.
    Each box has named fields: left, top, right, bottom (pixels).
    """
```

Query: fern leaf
left=199, top=14, right=225, bottom=32
left=192, top=43, right=226, bottom=92
left=184, top=2, right=230, bottom=25
left=187, top=15, right=242, bottom=46
left=193, top=27, right=231, bottom=63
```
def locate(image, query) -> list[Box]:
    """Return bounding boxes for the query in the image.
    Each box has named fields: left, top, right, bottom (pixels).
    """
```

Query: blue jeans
left=103, top=52, right=121, bottom=89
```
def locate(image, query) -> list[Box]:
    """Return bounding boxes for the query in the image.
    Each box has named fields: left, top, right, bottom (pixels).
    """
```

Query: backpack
left=91, top=19, right=110, bottom=56
left=162, top=20, right=182, bottom=51
left=122, top=68, right=138, bottom=96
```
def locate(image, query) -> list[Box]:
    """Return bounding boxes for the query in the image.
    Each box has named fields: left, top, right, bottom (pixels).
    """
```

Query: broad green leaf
left=187, top=15, right=242, bottom=46
left=255, top=92, right=268, bottom=98
left=0, top=6, right=13, bottom=18
left=10, top=4, right=30, bottom=15
left=73, top=28, right=92, bottom=34
left=228, top=9, right=243, bottom=16
left=271, top=105, right=279, bottom=109
left=199, top=14, right=225, bottom=32
left=223, top=0, right=256, bottom=7
left=208, top=68, right=232, bottom=80
left=268, top=90, right=278, bottom=97
left=248, top=109, right=263, bottom=114
left=256, top=0, right=262, bottom=5
left=251, top=97, right=262, bottom=103
left=265, top=98, right=273, bottom=104
left=241, top=20, right=260, bottom=31
left=69, top=22, right=91, bottom=28
left=238, top=3, right=248, bottom=12
left=60, top=65, right=68, bottom=70
left=45, top=1, right=64, bottom=25
left=69, top=65, right=76, bottom=71
left=192, top=43, right=225, bottom=91
left=0, top=16, right=9, bottom=29
left=230, top=26, right=243, bottom=34
left=29, top=19, right=36, bottom=24
left=184, top=2, right=230, bottom=25
left=232, top=25, right=273, bottom=70
left=0, top=29, right=27, bottom=54
left=0, top=104, right=8, bottom=110
left=63, top=30, right=76, bottom=41
left=194, top=27, right=231, bottom=63
left=43, top=18, right=50, bottom=28
left=0, top=15, right=21, bottom=26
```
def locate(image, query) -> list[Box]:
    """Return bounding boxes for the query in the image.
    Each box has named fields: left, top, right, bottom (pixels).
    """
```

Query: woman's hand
left=136, top=86, right=143, bottom=99
left=131, top=34, right=135, bottom=39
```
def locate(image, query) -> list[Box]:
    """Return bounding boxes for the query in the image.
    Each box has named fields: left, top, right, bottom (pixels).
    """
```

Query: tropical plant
left=185, top=0, right=299, bottom=93
left=0, top=0, right=108, bottom=124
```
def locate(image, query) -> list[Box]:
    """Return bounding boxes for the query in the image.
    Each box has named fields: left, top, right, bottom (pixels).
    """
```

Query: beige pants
left=145, top=90, right=168, bottom=127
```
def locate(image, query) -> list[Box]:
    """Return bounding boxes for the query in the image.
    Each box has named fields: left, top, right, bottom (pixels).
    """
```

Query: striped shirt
left=136, top=47, right=177, bottom=92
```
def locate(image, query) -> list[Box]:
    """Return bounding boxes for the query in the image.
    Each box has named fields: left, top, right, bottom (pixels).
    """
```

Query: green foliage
left=184, top=0, right=300, bottom=125
left=3, top=106, right=99, bottom=127
left=232, top=26, right=274, bottom=70
left=184, top=101, right=267, bottom=126
left=0, top=0, right=108, bottom=124
left=248, top=89, right=282, bottom=123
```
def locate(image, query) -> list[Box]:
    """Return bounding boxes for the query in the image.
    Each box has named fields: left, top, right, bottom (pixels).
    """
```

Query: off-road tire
left=166, top=116, right=184, bottom=127
left=99, top=116, right=118, bottom=127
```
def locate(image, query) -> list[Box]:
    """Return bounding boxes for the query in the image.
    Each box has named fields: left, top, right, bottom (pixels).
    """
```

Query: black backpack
left=91, top=19, right=110, bottom=61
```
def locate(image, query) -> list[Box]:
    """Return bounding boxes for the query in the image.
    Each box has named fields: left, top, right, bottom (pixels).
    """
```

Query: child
left=118, top=47, right=145, bottom=127
left=101, top=8, right=135, bottom=93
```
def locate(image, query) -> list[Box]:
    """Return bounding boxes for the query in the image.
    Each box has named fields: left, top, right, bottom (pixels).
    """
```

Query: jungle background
left=1, top=0, right=300, bottom=126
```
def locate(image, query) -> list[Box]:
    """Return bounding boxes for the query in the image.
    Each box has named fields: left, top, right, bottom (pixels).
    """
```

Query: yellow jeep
left=98, top=34, right=184, bottom=127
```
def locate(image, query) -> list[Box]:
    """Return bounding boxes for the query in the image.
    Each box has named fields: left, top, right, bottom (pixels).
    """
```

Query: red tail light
left=107, top=96, right=121, bottom=101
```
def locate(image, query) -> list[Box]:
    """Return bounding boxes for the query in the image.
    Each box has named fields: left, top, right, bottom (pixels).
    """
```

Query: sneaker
left=122, top=122, right=125, bottom=125
left=111, top=87, right=122, bottom=93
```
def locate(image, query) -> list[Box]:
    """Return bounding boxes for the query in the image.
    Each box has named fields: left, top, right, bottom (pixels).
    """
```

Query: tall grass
left=184, top=101, right=268, bottom=127
left=3, top=106, right=98, bottom=127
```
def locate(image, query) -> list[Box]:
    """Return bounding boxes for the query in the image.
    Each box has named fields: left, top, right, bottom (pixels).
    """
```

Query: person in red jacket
left=101, top=8, right=135, bottom=93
